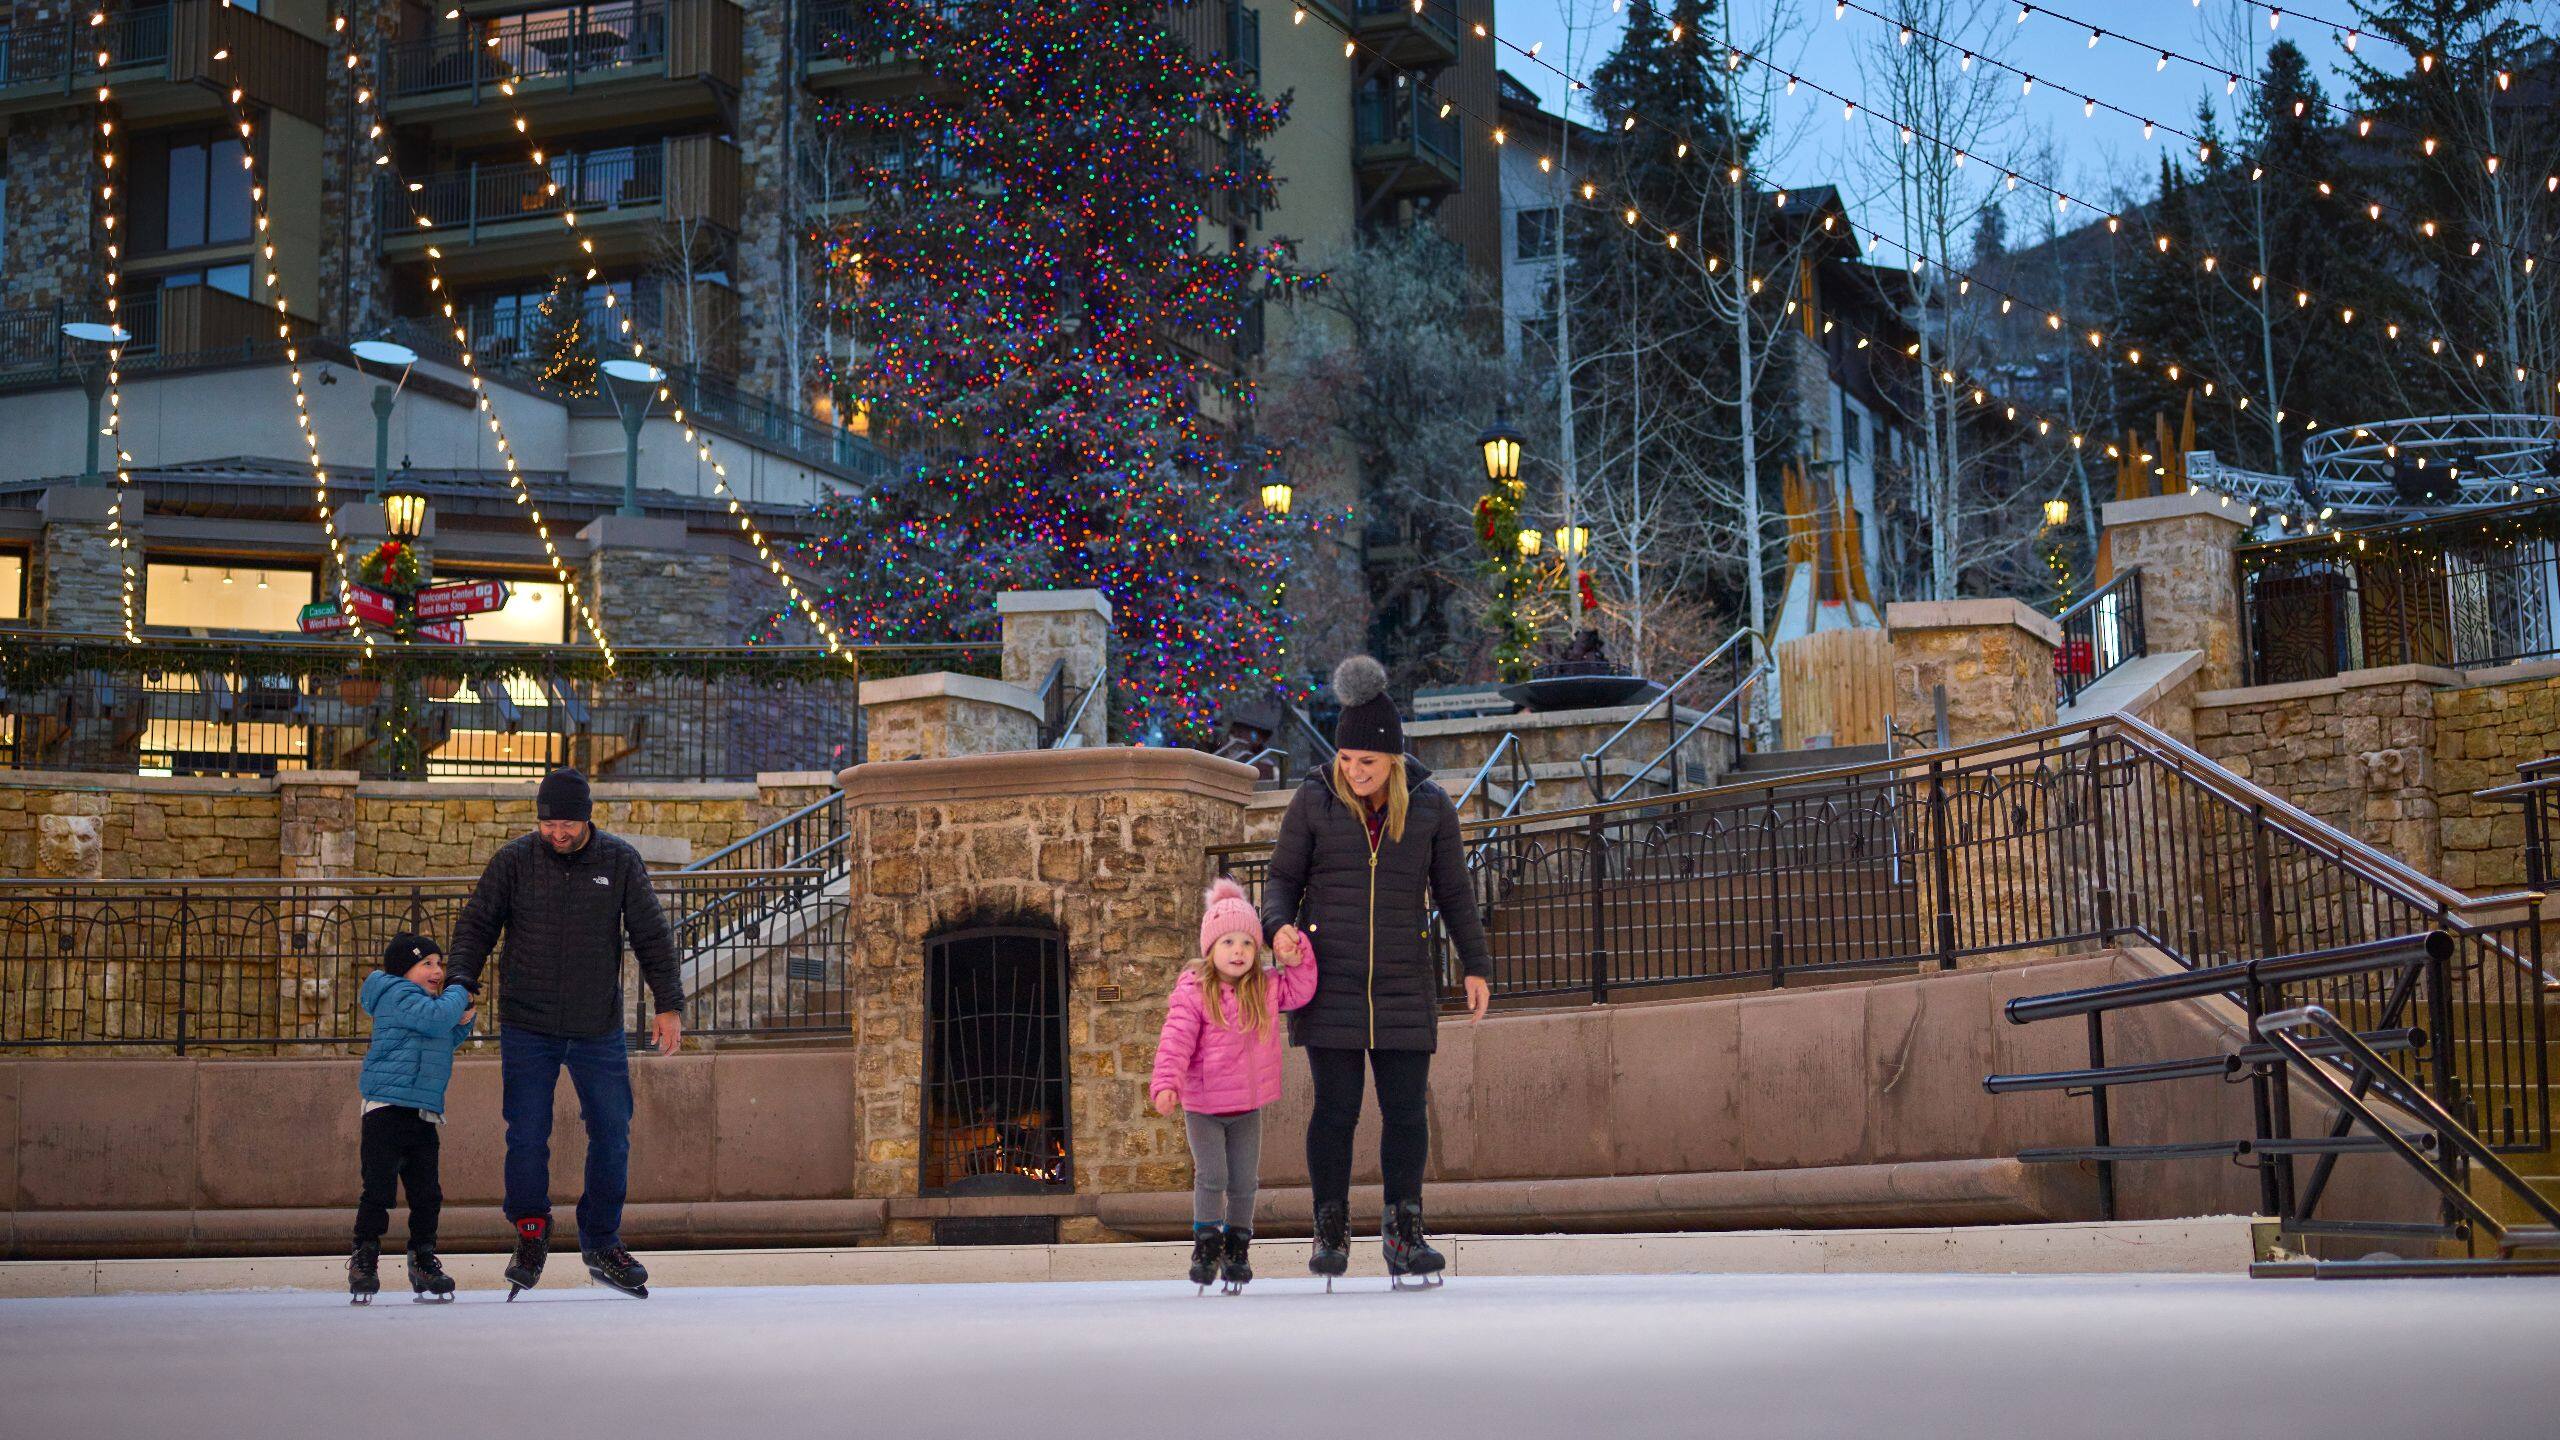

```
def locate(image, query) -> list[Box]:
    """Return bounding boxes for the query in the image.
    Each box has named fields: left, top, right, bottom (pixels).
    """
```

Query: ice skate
left=406, top=1249, right=456, bottom=1303
left=503, top=1217, right=547, bottom=1300
left=1218, top=1228, right=1253, bottom=1295
left=347, top=1239, right=380, bottom=1305
left=1383, top=1200, right=1445, bottom=1290
left=1308, top=1201, right=1350, bottom=1293
left=1187, top=1229, right=1223, bottom=1293
left=583, top=1244, right=651, bottom=1299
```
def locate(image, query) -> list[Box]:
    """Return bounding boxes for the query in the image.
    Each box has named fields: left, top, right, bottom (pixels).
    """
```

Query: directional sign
left=345, top=583, right=399, bottom=629
left=415, top=579, right=511, bottom=622
left=297, top=602, right=354, bottom=635
left=418, top=620, right=468, bottom=645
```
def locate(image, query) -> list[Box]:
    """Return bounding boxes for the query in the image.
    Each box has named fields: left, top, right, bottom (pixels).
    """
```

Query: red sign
left=418, top=620, right=467, bottom=645
left=345, top=584, right=399, bottom=629
left=2053, top=637, right=2095, bottom=677
left=415, top=579, right=511, bottom=622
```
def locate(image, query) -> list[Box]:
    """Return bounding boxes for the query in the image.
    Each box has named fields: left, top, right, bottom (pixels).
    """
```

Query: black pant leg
left=353, top=1108, right=403, bottom=1246
left=1302, top=1046, right=1368, bottom=1210
left=1369, top=1049, right=1433, bottom=1207
left=399, top=1116, right=443, bottom=1252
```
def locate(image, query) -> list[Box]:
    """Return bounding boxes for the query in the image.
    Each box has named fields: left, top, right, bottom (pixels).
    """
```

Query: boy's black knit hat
left=1330, top=655, right=1404, bottom=755
left=382, top=933, right=441, bottom=976
left=536, top=766, right=592, bottom=822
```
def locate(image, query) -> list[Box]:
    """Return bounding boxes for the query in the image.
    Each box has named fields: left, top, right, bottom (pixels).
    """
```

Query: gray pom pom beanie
left=1330, top=655, right=1404, bottom=755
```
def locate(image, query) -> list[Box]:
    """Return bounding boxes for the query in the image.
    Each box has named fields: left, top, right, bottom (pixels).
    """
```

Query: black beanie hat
left=1330, top=655, right=1404, bottom=755
left=537, top=766, right=592, bottom=822
left=382, top=933, right=441, bottom=976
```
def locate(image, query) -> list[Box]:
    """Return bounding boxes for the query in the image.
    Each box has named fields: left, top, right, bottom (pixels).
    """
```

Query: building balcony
left=1353, top=84, right=1462, bottom=200
left=379, top=135, right=739, bottom=281
left=0, top=287, right=305, bottom=391
left=0, top=1, right=325, bottom=124
left=1351, top=0, right=1459, bottom=69
left=795, top=131, right=964, bottom=217
left=381, top=0, right=739, bottom=140
left=798, top=0, right=974, bottom=96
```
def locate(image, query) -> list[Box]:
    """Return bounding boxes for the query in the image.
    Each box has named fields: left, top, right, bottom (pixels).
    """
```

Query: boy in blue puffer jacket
left=350, top=933, right=475, bottom=1304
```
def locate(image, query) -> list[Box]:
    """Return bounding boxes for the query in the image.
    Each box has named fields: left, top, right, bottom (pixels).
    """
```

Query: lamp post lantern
left=1476, top=407, right=1525, bottom=490
left=349, top=338, right=420, bottom=504
left=1259, top=480, right=1293, bottom=516
left=383, top=481, right=429, bottom=540
left=599, top=358, right=666, bottom=518
left=60, top=321, right=132, bottom=487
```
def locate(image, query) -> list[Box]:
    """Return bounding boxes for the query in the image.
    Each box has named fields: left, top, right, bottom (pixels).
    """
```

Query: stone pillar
left=580, top=514, right=728, bottom=646
left=1886, top=599, right=2059, bottom=750
left=2101, top=489, right=2251, bottom=691
left=277, top=771, right=360, bottom=880
left=0, top=110, right=95, bottom=310
left=998, top=589, right=1113, bottom=748
left=317, top=2, right=397, bottom=338
left=730, top=0, right=816, bottom=406
left=856, top=673, right=1043, bottom=761
left=35, top=486, right=130, bottom=634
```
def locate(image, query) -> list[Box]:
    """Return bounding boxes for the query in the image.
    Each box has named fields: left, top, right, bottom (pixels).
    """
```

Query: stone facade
left=34, top=487, right=126, bottom=633
left=2431, top=665, right=2560, bottom=891
left=731, top=0, right=817, bottom=407
left=1886, top=600, right=2059, bottom=750
left=997, top=589, right=1113, bottom=748
left=0, top=775, right=281, bottom=880
left=2101, top=491, right=2249, bottom=690
left=581, top=516, right=736, bottom=648
left=2193, top=668, right=2452, bottom=876
left=0, top=105, right=95, bottom=311
left=857, top=674, right=1042, bottom=763
left=314, top=1, right=394, bottom=337
left=834, top=749, right=1256, bottom=1212
left=351, top=784, right=763, bottom=877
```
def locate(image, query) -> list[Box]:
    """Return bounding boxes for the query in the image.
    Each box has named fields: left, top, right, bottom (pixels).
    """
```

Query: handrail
left=1452, top=731, right=1534, bottom=818
left=2053, top=566, right=2146, bottom=709
left=1051, top=672, right=1103, bottom=748
left=2004, top=933, right=2452, bottom=1026
left=1579, top=630, right=1758, bottom=803
left=681, top=790, right=844, bottom=872
left=2053, top=565, right=2142, bottom=631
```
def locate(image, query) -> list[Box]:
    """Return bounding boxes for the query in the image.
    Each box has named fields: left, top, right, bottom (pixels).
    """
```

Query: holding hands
left=1273, top=924, right=1308, bottom=967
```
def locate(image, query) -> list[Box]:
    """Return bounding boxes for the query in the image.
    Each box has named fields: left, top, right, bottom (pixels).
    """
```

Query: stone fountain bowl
left=1500, top=672, right=1659, bottom=712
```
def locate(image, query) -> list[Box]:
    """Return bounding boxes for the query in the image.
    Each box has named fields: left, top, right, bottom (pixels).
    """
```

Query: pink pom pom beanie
left=1198, top=877, right=1263, bottom=957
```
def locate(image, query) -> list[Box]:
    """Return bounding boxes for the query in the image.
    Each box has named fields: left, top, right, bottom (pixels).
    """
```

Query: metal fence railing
left=0, top=868, right=851, bottom=1050
left=2054, top=566, right=2147, bottom=709
left=0, top=634, right=995, bottom=782
left=2241, top=494, right=2560, bottom=685
left=1212, top=711, right=2551, bottom=1150
left=0, top=3, right=169, bottom=90
left=384, top=0, right=669, bottom=98
left=381, top=144, right=664, bottom=238
left=1354, top=82, right=1462, bottom=168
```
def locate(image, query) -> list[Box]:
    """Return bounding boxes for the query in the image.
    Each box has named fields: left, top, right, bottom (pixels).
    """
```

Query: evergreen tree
left=529, top=276, right=597, bottom=398
left=785, top=0, right=1302, bottom=740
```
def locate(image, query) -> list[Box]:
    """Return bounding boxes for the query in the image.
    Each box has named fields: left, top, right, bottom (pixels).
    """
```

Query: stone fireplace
left=835, top=747, right=1256, bottom=1243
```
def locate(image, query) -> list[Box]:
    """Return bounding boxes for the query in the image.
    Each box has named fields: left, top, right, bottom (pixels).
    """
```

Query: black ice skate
left=347, top=1239, right=381, bottom=1305
left=503, top=1217, right=548, bottom=1300
left=1308, top=1201, right=1350, bottom=1293
left=1218, top=1228, right=1253, bottom=1295
left=582, top=1245, right=651, bottom=1299
left=1383, top=1200, right=1445, bottom=1289
left=406, top=1249, right=456, bottom=1303
left=1187, top=1229, right=1223, bottom=1293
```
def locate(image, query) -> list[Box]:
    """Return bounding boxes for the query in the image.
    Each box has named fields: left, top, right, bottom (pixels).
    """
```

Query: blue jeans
left=500, top=1026, right=633, bottom=1251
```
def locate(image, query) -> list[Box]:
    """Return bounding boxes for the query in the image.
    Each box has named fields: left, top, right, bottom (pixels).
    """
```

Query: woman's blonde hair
left=1187, top=950, right=1277, bottom=1041
left=1328, top=750, right=1410, bottom=844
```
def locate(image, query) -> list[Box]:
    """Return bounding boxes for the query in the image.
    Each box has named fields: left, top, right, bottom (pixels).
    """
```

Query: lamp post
left=1476, top=407, right=1525, bottom=491
left=349, top=338, right=420, bottom=504
left=599, top=358, right=666, bottom=518
left=384, top=479, right=429, bottom=542
left=1259, top=480, right=1293, bottom=516
left=60, top=321, right=132, bottom=486
left=1473, top=406, right=1537, bottom=680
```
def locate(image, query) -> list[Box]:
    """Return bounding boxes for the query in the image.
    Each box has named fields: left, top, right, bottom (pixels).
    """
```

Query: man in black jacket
left=446, top=767, right=681, bottom=1299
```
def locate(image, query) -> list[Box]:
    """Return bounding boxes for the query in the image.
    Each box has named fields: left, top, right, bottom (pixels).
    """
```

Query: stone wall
left=314, top=1, right=393, bottom=337
left=730, top=0, right=817, bottom=407
left=0, top=107, right=94, bottom=311
left=2195, top=666, right=2456, bottom=878
left=350, top=782, right=764, bottom=876
left=0, top=775, right=281, bottom=880
left=835, top=749, right=1256, bottom=1221
left=1887, top=599, right=2059, bottom=749
left=857, top=674, right=1042, bottom=763
left=34, top=488, right=126, bottom=633
left=2101, top=492, right=2249, bottom=690
left=2432, top=665, right=2560, bottom=891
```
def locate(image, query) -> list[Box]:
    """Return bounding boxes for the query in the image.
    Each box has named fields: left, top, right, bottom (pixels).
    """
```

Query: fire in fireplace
left=921, top=924, right=1073, bottom=1195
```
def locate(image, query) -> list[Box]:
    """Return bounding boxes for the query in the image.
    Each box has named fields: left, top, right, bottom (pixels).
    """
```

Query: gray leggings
left=1183, top=1108, right=1264, bottom=1230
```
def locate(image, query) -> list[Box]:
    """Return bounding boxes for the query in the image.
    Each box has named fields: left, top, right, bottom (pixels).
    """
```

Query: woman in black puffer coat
left=1259, top=656, right=1491, bottom=1285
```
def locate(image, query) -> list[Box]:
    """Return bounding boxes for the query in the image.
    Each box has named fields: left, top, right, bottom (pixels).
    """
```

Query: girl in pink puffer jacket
left=1151, top=877, right=1318, bottom=1293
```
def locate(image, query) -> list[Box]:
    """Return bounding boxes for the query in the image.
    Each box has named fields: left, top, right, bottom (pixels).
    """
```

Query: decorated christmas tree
left=529, top=276, right=597, bottom=398
left=785, top=0, right=1308, bottom=742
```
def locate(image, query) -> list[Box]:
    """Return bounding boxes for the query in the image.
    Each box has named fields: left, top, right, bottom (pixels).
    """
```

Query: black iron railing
left=668, top=791, right=850, bottom=994
left=2480, top=757, right=2560, bottom=892
left=1579, top=630, right=1762, bottom=802
left=0, top=634, right=994, bottom=782
left=0, top=868, right=851, bottom=1050
left=1213, top=711, right=2550, bottom=1148
left=2054, top=566, right=2147, bottom=708
left=0, top=3, right=168, bottom=90
left=1353, top=82, right=1461, bottom=168
left=2241, top=495, right=2560, bottom=684
left=799, top=0, right=975, bottom=70
left=381, top=144, right=665, bottom=238
left=384, top=0, right=670, bottom=99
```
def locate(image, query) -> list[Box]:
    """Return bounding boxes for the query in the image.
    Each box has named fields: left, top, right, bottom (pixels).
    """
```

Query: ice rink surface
left=5, top=1271, right=2556, bottom=1440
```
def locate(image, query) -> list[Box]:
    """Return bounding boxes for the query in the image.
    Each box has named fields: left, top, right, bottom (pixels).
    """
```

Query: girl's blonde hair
left=1328, top=750, right=1410, bottom=844
left=1187, top=948, right=1277, bottom=1041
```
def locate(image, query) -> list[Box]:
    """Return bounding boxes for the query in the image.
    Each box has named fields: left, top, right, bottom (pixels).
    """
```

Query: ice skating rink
left=4, top=1271, right=2555, bottom=1440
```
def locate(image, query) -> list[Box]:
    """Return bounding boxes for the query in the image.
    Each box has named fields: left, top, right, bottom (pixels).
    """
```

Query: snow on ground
left=4, top=1271, right=2555, bottom=1440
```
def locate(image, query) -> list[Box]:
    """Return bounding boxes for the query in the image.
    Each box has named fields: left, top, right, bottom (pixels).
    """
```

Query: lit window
left=143, top=561, right=316, bottom=633
left=452, top=576, right=571, bottom=645
left=0, top=551, right=23, bottom=621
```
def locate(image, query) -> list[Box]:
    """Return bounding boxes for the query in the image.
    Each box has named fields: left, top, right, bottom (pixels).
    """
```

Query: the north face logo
left=592, top=876, right=611, bottom=886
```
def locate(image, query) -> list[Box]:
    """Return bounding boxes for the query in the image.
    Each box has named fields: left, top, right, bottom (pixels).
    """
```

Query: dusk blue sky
left=1492, top=0, right=2388, bottom=246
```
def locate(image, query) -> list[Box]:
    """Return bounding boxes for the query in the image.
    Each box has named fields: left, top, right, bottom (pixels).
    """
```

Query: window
left=158, top=263, right=254, bottom=299
left=143, top=561, right=315, bottom=633
left=1515, top=206, right=1559, bottom=261
left=0, top=551, right=24, bottom=622
left=134, top=131, right=252, bottom=254
left=449, top=575, right=572, bottom=645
